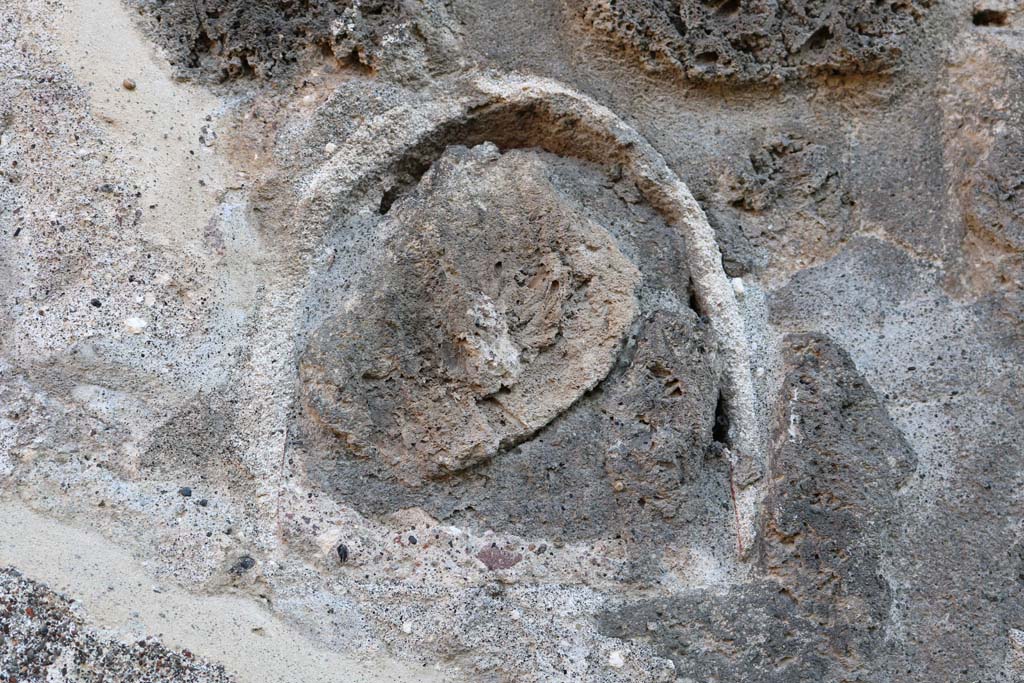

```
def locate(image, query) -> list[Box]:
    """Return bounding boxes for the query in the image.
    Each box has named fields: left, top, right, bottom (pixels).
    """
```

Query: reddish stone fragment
left=476, top=546, right=522, bottom=571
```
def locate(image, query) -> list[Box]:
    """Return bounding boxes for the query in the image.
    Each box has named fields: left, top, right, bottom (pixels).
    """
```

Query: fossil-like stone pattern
left=301, top=144, right=641, bottom=482
left=578, top=0, right=932, bottom=83
left=5, top=0, right=1024, bottom=680
left=301, top=144, right=726, bottom=547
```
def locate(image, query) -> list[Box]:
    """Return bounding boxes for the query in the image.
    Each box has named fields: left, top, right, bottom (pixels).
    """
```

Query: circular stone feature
left=300, top=144, right=641, bottom=482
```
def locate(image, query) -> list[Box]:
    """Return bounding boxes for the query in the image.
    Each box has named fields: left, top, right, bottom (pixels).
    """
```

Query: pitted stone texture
left=578, top=0, right=931, bottom=83
left=302, top=145, right=725, bottom=548
left=599, top=310, right=722, bottom=495
left=129, top=0, right=458, bottom=82
left=944, top=33, right=1024, bottom=296
left=707, top=132, right=852, bottom=277
left=310, top=306, right=725, bottom=548
left=0, top=567, right=233, bottom=683
left=756, top=334, right=916, bottom=627
left=963, top=122, right=1024, bottom=253
left=600, top=334, right=916, bottom=680
left=301, top=144, right=640, bottom=483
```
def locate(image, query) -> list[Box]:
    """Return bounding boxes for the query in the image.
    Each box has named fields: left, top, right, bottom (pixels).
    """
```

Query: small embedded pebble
left=124, top=316, right=148, bottom=334
left=408, top=535, right=417, bottom=545
left=401, top=621, right=412, bottom=634
left=122, top=78, right=136, bottom=90
left=608, top=650, right=625, bottom=668
left=178, top=487, right=192, bottom=497
left=90, top=298, right=102, bottom=308
left=477, top=546, right=522, bottom=571
left=199, top=125, right=217, bottom=146
left=731, top=277, right=745, bottom=298
left=336, top=543, right=349, bottom=563
left=324, top=142, right=337, bottom=154
left=233, top=556, right=256, bottom=573
left=198, top=499, right=208, bottom=507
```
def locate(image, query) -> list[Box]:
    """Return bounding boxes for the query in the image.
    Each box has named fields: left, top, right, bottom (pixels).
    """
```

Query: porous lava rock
left=300, top=144, right=641, bottom=482
left=599, top=334, right=916, bottom=680
left=944, top=31, right=1024, bottom=295
left=299, top=142, right=726, bottom=555
left=129, top=0, right=457, bottom=81
left=577, top=0, right=932, bottom=83
left=707, top=132, right=852, bottom=276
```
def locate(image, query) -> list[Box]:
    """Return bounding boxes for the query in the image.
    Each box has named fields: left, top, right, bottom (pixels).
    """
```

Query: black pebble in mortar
left=232, top=556, right=256, bottom=574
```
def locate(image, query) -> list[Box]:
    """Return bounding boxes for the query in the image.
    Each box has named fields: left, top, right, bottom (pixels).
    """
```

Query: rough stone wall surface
left=600, top=333, right=917, bottom=681
left=0, top=568, right=232, bottom=683
left=0, top=0, right=1022, bottom=681
left=301, top=145, right=644, bottom=482
left=129, top=0, right=463, bottom=81
left=577, top=0, right=934, bottom=83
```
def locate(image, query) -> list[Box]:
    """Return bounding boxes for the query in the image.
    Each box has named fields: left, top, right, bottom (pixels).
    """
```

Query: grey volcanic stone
left=300, top=144, right=726, bottom=550
left=300, top=144, right=641, bottom=482
left=944, top=31, right=1024, bottom=293
left=755, top=333, right=916, bottom=648
left=577, top=0, right=932, bottom=83
left=600, top=333, right=916, bottom=680
left=130, top=0, right=398, bottom=80
left=4, top=0, right=1024, bottom=679
left=707, top=132, right=852, bottom=276
left=129, top=0, right=458, bottom=82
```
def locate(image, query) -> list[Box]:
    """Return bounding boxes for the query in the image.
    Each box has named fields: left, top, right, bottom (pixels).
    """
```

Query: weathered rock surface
left=130, top=0, right=461, bottom=81
left=576, top=0, right=933, bottom=83
left=1, top=0, right=1022, bottom=681
left=300, top=144, right=727, bottom=554
left=707, top=132, right=852, bottom=276
left=600, top=333, right=917, bottom=680
left=301, top=145, right=642, bottom=481
left=944, top=28, right=1024, bottom=294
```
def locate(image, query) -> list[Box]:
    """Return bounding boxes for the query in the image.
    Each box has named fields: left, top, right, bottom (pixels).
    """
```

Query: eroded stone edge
left=297, top=71, right=765, bottom=555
